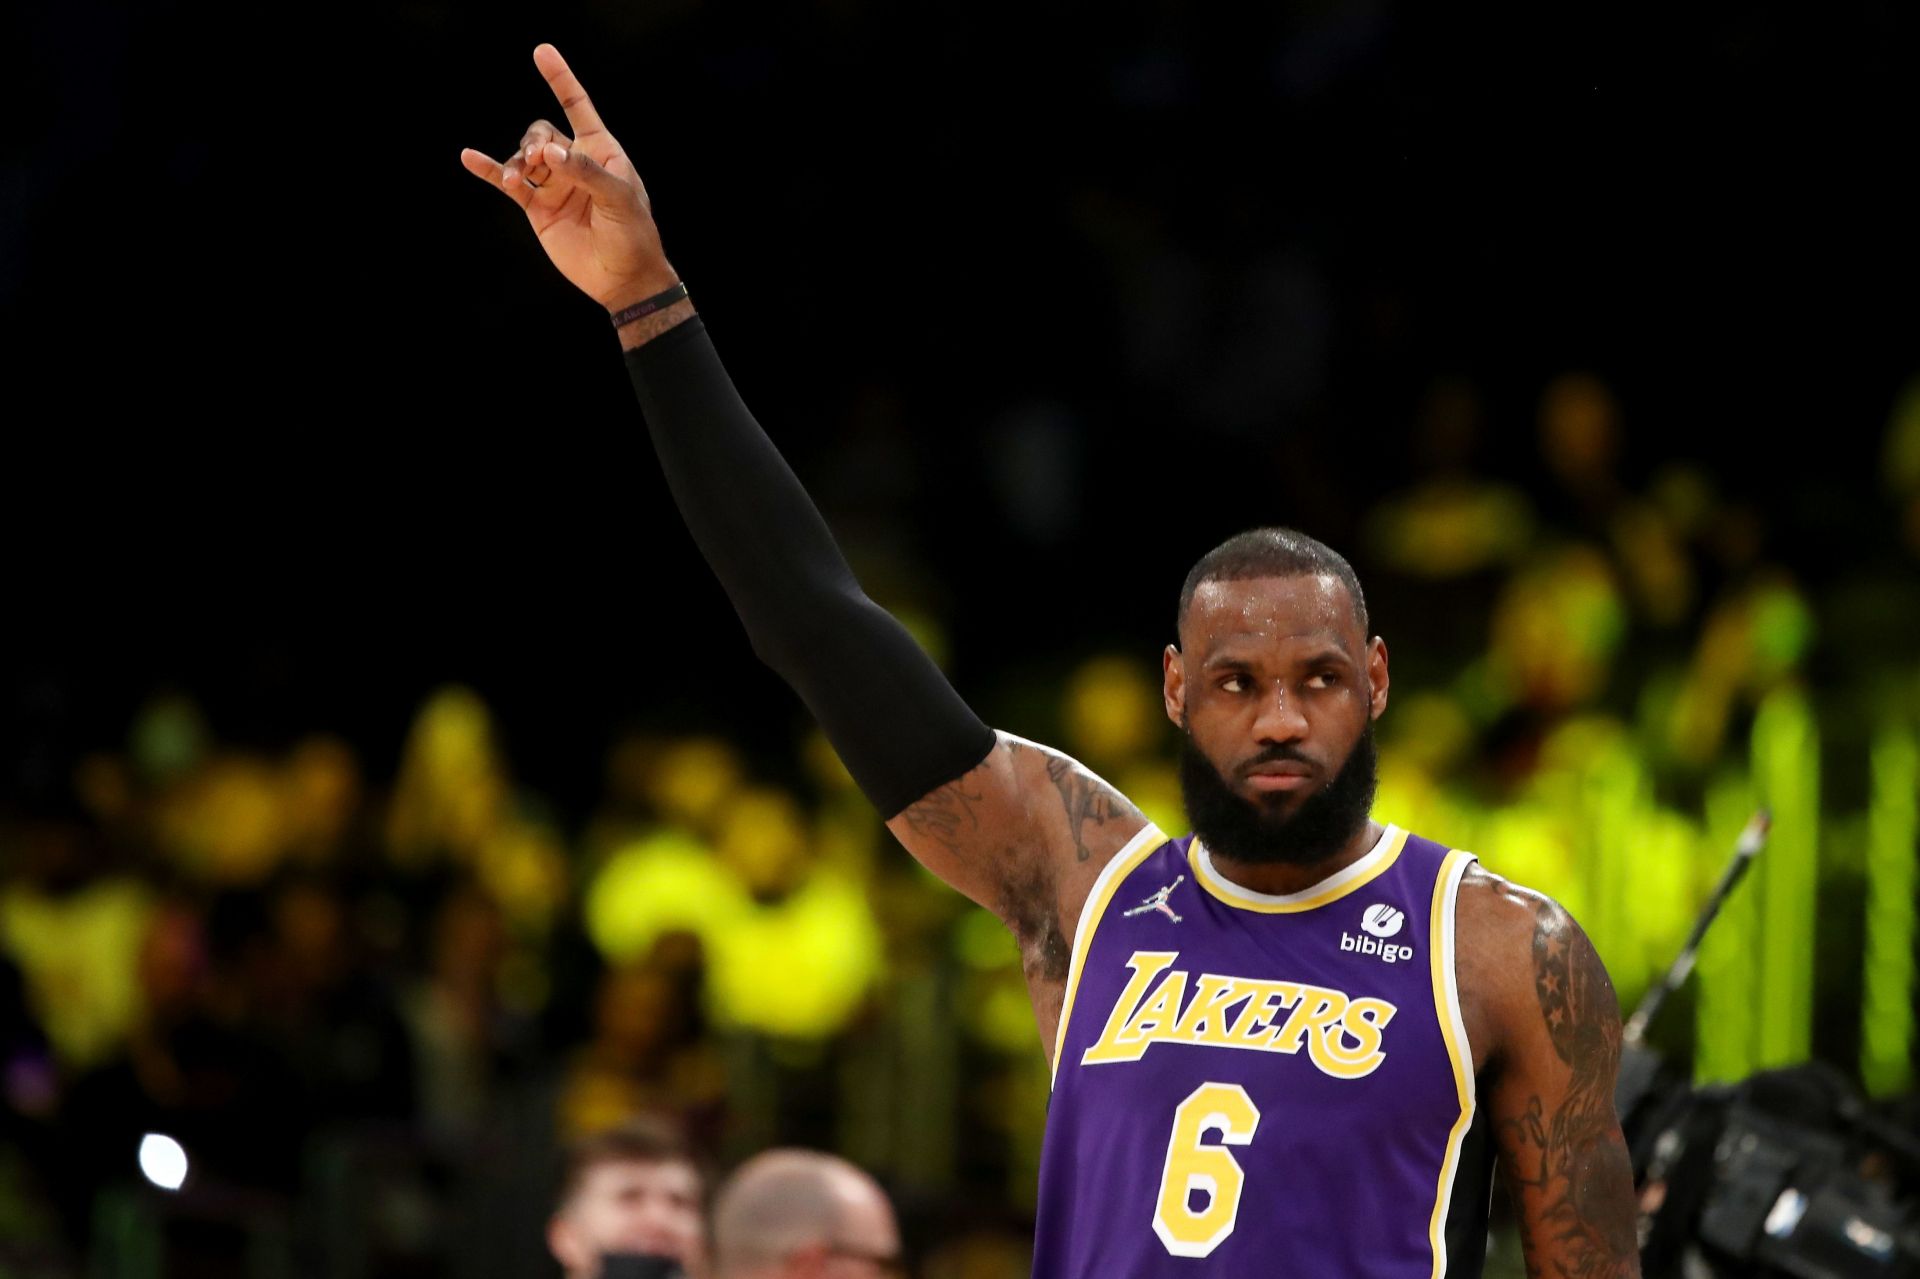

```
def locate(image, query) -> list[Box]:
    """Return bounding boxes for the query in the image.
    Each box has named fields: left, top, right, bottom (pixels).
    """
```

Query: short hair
left=711, top=1150, right=882, bottom=1270
left=555, top=1115, right=699, bottom=1213
left=1176, top=527, right=1370, bottom=638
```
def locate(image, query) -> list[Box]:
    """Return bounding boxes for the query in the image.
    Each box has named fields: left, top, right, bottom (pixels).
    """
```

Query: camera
left=600, top=1253, right=687, bottom=1279
left=1620, top=1047, right=1920, bottom=1276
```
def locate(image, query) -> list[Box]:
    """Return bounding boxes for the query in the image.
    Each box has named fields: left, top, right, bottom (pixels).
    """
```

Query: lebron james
left=464, top=44, right=1640, bottom=1278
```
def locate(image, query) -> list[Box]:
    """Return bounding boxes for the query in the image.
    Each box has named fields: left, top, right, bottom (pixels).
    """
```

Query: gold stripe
left=1050, top=825, right=1167, bottom=1085
left=1187, top=827, right=1409, bottom=913
left=1427, top=847, right=1477, bottom=1279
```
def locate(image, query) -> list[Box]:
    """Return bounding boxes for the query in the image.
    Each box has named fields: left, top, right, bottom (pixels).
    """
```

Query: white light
left=1763, top=1187, right=1807, bottom=1239
left=138, top=1133, right=188, bottom=1191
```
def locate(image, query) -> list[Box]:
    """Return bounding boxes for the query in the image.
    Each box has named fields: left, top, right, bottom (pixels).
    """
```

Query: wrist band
left=610, top=281, right=689, bottom=328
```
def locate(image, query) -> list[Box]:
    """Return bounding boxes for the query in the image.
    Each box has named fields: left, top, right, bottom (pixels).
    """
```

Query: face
left=1164, top=574, right=1388, bottom=866
left=773, top=1173, right=902, bottom=1279
left=550, top=1159, right=707, bottom=1278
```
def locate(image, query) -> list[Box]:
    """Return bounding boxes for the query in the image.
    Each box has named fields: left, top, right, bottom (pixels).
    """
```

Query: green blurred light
left=583, top=829, right=745, bottom=964
left=1696, top=771, right=1760, bottom=1085
left=957, top=906, right=1018, bottom=971
left=1580, top=734, right=1640, bottom=993
left=1750, top=588, right=1815, bottom=672
left=1862, top=724, right=1917, bottom=1096
left=1753, top=689, right=1817, bottom=1069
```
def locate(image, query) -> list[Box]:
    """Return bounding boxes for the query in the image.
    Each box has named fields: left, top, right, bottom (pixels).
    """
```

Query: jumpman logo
left=1123, top=876, right=1185, bottom=923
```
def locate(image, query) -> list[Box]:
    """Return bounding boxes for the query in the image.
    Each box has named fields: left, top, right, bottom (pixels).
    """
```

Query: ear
left=547, top=1215, right=585, bottom=1275
left=1162, top=644, right=1186, bottom=726
left=1367, top=636, right=1390, bottom=720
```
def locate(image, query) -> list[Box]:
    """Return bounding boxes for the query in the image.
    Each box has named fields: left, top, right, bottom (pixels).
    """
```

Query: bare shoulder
left=1454, top=863, right=1564, bottom=975
left=1005, top=732, right=1150, bottom=864
left=1459, top=870, right=1638, bottom=1275
left=887, top=730, right=1149, bottom=939
left=997, top=733, right=1152, bottom=940
left=1453, top=864, right=1622, bottom=1077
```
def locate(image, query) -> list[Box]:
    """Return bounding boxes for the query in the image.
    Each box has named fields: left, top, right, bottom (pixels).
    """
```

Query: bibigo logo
left=1361, top=904, right=1404, bottom=938
left=1340, top=902, right=1413, bottom=964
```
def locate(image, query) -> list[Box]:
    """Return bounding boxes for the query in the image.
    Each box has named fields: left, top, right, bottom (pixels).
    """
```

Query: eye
left=1307, top=671, right=1341, bottom=689
left=1220, top=675, right=1250, bottom=694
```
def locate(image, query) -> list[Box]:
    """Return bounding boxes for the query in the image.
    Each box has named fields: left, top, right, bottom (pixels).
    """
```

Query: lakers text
left=1081, top=950, right=1398, bottom=1079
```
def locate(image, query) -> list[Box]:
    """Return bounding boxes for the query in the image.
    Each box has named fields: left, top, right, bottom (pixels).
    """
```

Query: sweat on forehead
left=1179, top=574, right=1368, bottom=652
left=1175, top=527, right=1371, bottom=640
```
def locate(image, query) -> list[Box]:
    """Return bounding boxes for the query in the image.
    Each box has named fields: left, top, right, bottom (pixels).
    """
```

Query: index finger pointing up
left=532, top=43, right=607, bottom=140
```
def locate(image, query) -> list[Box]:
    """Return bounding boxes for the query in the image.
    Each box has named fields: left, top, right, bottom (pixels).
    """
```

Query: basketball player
left=464, top=44, right=1640, bottom=1277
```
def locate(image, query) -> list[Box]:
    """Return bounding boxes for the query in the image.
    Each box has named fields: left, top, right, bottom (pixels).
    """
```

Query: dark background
left=8, top=0, right=1915, bottom=808
left=3, top=2, right=1918, bottom=1274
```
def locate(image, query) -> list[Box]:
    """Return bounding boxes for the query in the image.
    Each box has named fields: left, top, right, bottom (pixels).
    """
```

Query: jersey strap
left=1427, top=845, right=1481, bottom=1277
left=1051, top=823, right=1169, bottom=1084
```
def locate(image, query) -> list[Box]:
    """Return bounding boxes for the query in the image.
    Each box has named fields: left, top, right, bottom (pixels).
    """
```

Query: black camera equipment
left=1615, top=814, right=1920, bottom=1278
left=600, top=1253, right=687, bottom=1279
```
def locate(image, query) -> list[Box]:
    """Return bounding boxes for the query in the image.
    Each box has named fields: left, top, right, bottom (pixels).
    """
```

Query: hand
left=460, top=44, right=678, bottom=311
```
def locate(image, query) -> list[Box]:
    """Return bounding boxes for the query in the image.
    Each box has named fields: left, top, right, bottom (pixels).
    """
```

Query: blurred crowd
left=6, top=0, right=1917, bottom=1270
left=0, top=668, right=1056, bottom=1276
left=2, top=373, right=1915, bottom=1278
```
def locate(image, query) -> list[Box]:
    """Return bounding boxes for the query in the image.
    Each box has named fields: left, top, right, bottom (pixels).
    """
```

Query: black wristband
left=610, top=281, right=689, bottom=328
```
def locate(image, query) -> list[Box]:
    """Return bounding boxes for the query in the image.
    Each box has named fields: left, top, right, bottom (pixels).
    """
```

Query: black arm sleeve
left=623, top=315, right=995, bottom=819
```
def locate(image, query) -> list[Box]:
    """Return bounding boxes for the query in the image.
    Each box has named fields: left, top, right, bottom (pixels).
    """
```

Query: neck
left=1205, top=819, right=1387, bottom=897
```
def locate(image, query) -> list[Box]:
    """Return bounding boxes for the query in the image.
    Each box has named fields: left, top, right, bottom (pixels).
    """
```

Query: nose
left=634, top=1202, right=675, bottom=1238
left=620, top=1198, right=682, bottom=1253
left=1250, top=686, right=1309, bottom=745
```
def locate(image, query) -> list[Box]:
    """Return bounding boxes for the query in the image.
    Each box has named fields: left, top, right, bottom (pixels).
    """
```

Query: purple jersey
left=1033, top=823, right=1494, bottom=1277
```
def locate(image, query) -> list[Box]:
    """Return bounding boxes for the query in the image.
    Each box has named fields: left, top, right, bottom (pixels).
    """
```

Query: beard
left=1178, top=718, right=1379, bottom=868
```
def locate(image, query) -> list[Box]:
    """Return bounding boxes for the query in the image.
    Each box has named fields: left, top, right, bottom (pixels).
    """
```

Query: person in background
left=711, top=1150, right=901, bottom=1279
left=549, top=1116, right=709, bottom=1279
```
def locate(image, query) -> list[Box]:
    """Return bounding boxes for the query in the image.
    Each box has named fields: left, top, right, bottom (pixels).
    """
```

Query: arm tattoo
left=898, top=775, right=988, bottom=858
left=1497, top=906, right=1639, bottom=1278
left=1044, top=755, right=1131, bottom=861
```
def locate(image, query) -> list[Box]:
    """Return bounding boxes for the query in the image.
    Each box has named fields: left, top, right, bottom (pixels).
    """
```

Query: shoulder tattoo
left=1043, top=753, right=1135, bottom=861
left=897, top=773, right=988, bottom=858
left=1496, top=900, right=1639, bottom=1277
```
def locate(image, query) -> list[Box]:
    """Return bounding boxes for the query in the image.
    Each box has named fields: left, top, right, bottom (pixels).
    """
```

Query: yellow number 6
left=1153, top=1082, right=1262, bottom=1257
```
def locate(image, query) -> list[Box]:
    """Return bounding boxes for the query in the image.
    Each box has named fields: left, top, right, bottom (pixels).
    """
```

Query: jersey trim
left=1187, top=824, right=1408, bottom=913
left=1426, top=846, right=1480, bottom=1278
left=1050, top=822, right=1168, bottom=1086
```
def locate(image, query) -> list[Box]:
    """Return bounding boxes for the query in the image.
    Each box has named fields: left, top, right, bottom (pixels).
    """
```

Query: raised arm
left=1460, top=871, right=1641, bottom=1279
left=461, top=46, right=1147, bottom=925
